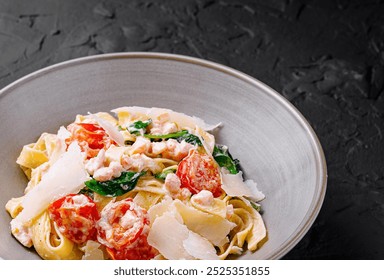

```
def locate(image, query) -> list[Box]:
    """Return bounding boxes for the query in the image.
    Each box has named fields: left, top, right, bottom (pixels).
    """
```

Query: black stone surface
left=1, top=0, right=383, bottom=259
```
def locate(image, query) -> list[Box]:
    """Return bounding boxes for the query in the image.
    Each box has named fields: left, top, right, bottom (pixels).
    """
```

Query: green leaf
left=213, top=144, right=240, bottom=174
left=250, top=201, right=262, bottom=213
left=78, top=187, right=94, bottom=199
left=144, top=130, right=188, bottom=140
left=128, top=119, right=152, bottom=135
left=144, top=130, right=202, bottom=146
left=177, top=132, right=202, bottom=146
left=84, top=171, right=145, bottom=197
left=155, top=168, right=177, bottom=181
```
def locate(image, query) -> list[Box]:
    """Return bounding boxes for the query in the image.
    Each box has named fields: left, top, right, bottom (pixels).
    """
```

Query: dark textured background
left=1, top=0, right=383, bottom=259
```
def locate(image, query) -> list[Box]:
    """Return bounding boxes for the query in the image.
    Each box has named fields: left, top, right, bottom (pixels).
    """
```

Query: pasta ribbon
left=16, top=143, right=48, bottom=170
left=16, top=133, right=65, bottom=182
left=190, top=195, right=227, bottom=218
left=133, top=191, right=163, bottom=210
left=228, top=197, right=267, bottom=251
left=5, top=197, right=24, bottom=218
left=93, top=193, right=114, bottom=212
left=134, top=184, right=167, bottom=195
left=31, top=211, right=82, bottom=260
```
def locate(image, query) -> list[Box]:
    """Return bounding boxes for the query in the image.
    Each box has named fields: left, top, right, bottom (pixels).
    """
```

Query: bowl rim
left=0, top=52, right=327, bottom=259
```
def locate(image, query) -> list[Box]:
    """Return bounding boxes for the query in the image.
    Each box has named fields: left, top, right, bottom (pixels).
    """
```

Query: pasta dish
left=6, top=106, right=267, bottom=260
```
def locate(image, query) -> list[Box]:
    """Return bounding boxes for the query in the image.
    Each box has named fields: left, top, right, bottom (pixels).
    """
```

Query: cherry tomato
left=176, top=149, right=223, bottom=197
left=48, top=194, right=100, bottom=244
left=66, top=122, right=115, bottom=158
left=106, top=234, right=158, bottom=260
left=97, top=198, right=157, bottom=259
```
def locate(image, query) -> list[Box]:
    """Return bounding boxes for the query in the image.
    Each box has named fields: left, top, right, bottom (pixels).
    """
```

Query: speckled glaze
left=0, top=53, right=326, bottom=260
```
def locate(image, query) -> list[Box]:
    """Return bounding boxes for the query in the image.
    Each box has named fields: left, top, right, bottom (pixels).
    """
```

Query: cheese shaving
left=89, top=113, right=125, bottom=146
left=14, top=142, right=90, bottom=226
left=221, top=169, right=265, bottom=202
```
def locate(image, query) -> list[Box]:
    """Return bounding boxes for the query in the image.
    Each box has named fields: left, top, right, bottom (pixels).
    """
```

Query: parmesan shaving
left=147, top=211, right=219, bottom=260
left=147, top=213, right=195, bottom=260
left=57, top=126, right=71, bottom=140
left=148, top=196, right=181, bottom=225
left=13, top=142, right=90, bottom=226
left=183, top=231, right=219, bottom=260
left=221, top=169, right=265, bottom=202
left=81, top=241, right=104, bottom=260
left=194, top=126, right=215, bottom=154
left=89, top=113, right=125, bottom=146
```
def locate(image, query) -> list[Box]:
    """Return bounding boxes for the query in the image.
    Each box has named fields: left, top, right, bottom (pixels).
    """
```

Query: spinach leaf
left=213, top=144, right=240, bottom=174
left=250, top=201, right=262, bottom=212
left=84, top=171, right=145, bottom=197
left=177, top=132, right=202, bottom=146
left=155, top=168, right=177, bottom=181
left=128, top=119, right=152, bottom=135
left=78, top=187, right=94, bottom=199
left=144, top=130, right=188, bottom=139
left=144, top=130, right=202, bottom=146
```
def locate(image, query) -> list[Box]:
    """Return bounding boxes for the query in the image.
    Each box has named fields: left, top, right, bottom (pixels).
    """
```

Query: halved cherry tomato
left=66, top=122, right=115, bottom=158
left=97, top=198, right=157, bottom=260
left=48, top=194, right=100, bottom=244
left=176, top=149, right=223, bottom=197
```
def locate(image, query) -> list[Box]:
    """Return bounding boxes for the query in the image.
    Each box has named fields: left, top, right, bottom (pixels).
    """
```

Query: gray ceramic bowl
left=0, top=53, right=327, bottom=260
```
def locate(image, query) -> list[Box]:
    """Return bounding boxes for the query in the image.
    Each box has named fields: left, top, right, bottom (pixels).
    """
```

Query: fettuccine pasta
left=6, top=106, right=267, bottom=260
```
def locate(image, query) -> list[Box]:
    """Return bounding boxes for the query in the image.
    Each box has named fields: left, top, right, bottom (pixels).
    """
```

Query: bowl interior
left=0, top=53, right=326, bottom=259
